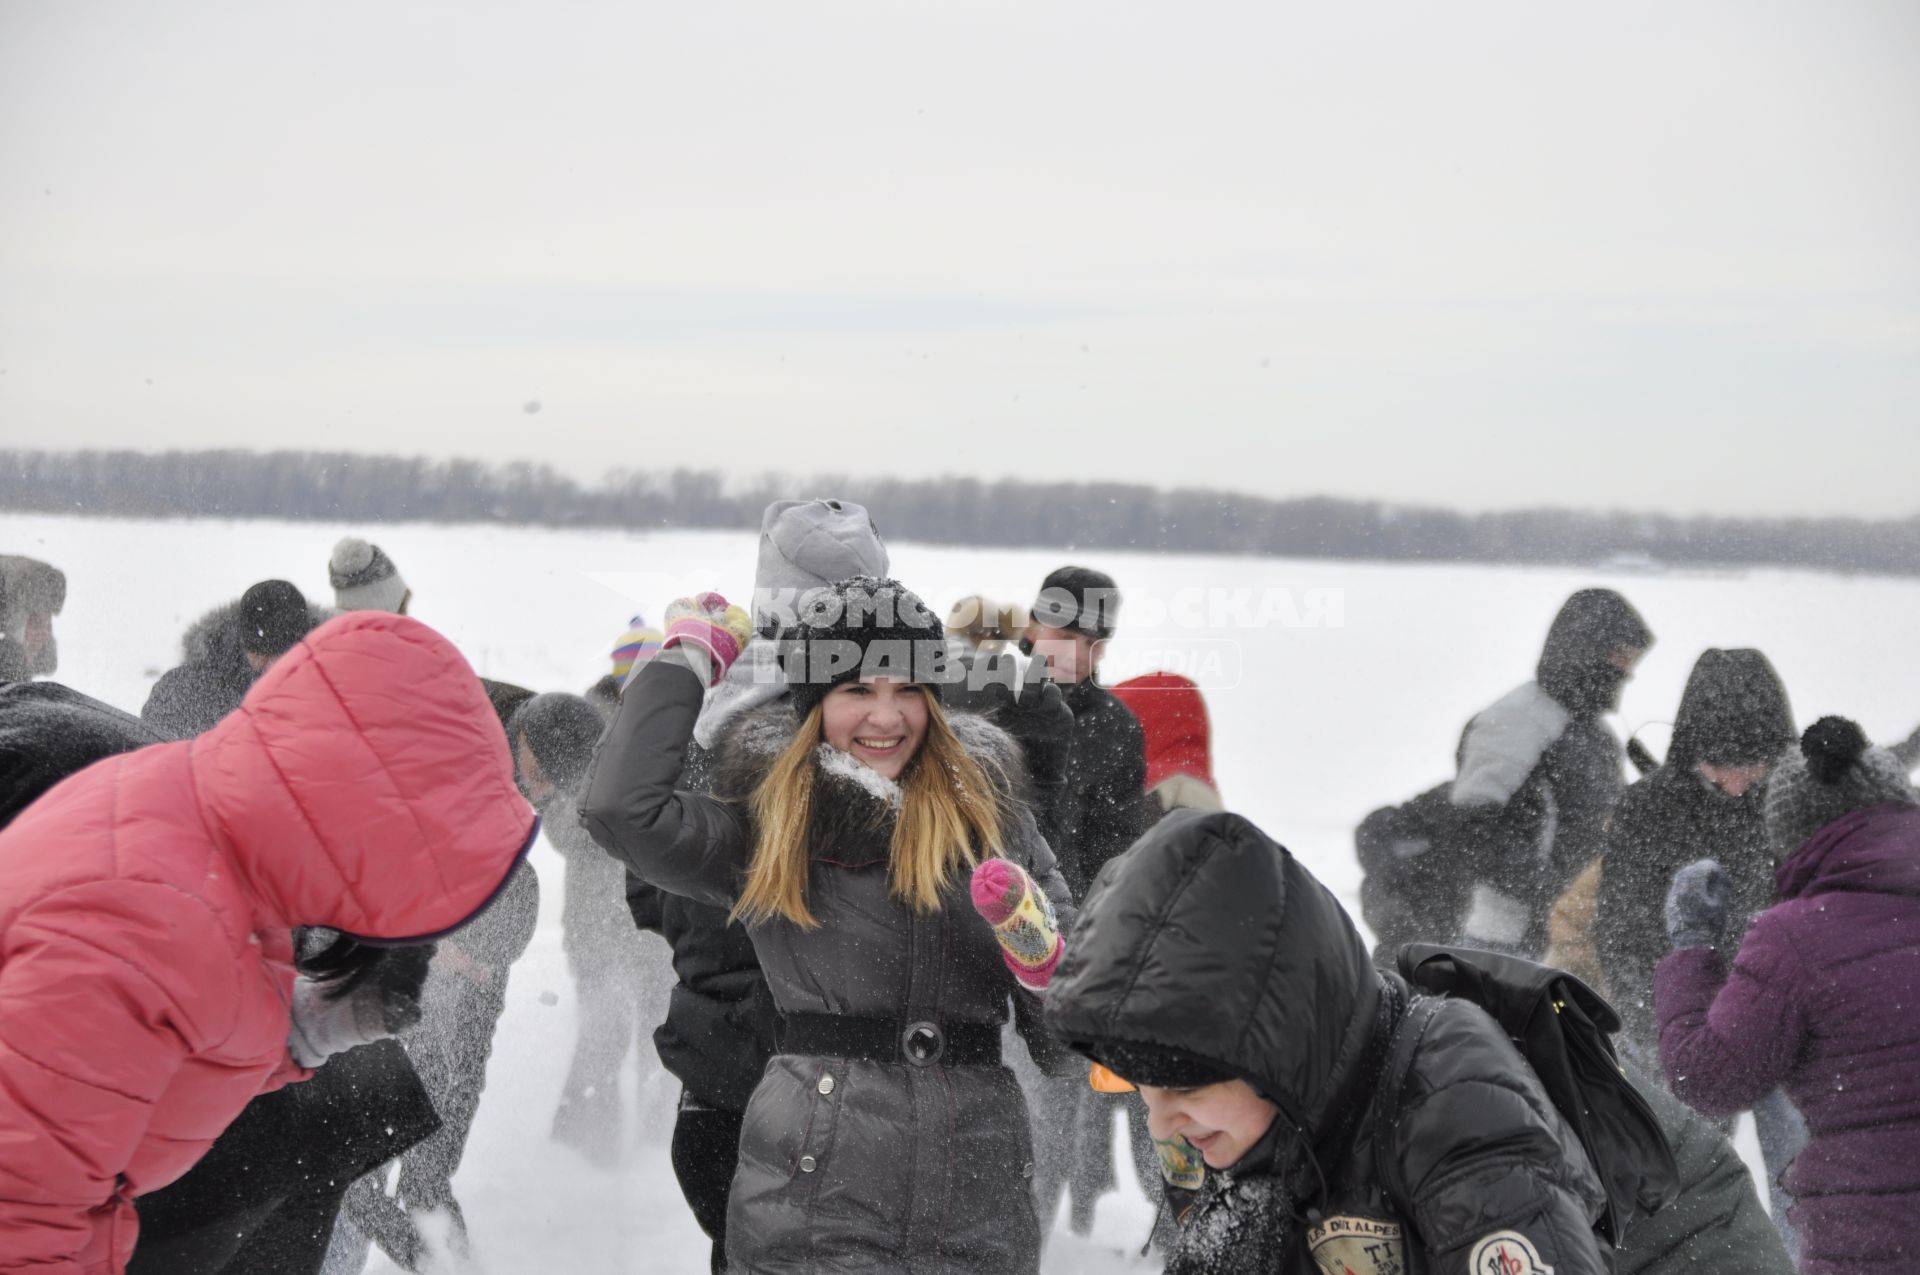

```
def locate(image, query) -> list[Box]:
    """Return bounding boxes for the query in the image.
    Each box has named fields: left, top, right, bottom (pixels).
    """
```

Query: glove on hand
left=970, top=858, right=1064, bottom=991
left=366, top=944, right=434, bottom=1033
left=288, top=973, right=391, bottom=1067
left=1664, top=858, right=1733, bottom=951
left=980, top=673, right=1073, bottom=765
left=660, top=592, right=752, bottom=687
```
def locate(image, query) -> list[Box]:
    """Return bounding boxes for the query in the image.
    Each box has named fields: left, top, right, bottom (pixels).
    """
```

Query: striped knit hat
left=611, top=614, right=665, bottom=683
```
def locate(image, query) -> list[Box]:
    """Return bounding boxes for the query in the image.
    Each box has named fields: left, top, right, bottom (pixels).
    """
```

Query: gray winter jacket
left=581, top=653, right=1075, bottom=1274
left=1616, top=1064, right=1792, bottom=1275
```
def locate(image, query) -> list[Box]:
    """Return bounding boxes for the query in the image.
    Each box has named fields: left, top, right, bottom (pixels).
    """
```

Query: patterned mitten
left=661, top=592, right=753, bottom=687
left=969, top=859, right=1064, bottom=990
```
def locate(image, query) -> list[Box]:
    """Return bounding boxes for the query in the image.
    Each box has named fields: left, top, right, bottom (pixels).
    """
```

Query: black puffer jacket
left=1595, top=649, right=1793, bottom=1059
left=1046, top=810, right=1608, bottom=1275
left=1056, top=676, right=1149, bottom=899
left=141, top=597, right=332, bottom=739
left=1450, top=589, right=1652, bottom=953
left=584, top=652, right=1075, bottom=1274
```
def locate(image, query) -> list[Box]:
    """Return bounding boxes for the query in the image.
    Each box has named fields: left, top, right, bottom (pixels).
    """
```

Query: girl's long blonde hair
left=733, top=695, right=1006, bottom=929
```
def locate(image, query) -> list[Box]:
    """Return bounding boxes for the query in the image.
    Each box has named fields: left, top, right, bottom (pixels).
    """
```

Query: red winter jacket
left=0, top=612, right=536, bottom=1274
left=1111, top=672, right=1216, bottom=793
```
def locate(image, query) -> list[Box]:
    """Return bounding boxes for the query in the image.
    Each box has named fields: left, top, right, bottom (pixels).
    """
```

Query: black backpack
left=1375, top=944, right=1680, bottom=1251
left=1354, top=782, right=1473, bottom=959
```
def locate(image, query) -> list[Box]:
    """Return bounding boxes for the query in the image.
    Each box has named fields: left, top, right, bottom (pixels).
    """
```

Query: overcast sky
left=2, top=2, right=1916, bottom=517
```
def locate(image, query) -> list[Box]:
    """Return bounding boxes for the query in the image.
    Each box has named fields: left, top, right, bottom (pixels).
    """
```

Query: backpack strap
left=1370, top=993, right=1443, bottom=1218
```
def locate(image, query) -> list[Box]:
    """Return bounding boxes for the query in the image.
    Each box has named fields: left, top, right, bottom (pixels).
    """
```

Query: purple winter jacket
left=1655, top=801, right=1920, bottom=1275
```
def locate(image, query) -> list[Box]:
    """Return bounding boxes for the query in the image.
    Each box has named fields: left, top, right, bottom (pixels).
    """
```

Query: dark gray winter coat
left=581, top=653, right=1076, bottom=1274
left=1615, top=1063, right=1792, bottom=1275
left=1046, top=810, right=1609, bottom=1275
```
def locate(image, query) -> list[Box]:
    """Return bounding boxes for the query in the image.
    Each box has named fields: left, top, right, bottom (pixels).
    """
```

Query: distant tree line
left=3, top=448, right=1916, bottom=576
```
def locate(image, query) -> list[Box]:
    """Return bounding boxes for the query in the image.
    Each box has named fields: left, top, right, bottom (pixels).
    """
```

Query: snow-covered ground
left=10, top=510, right=1919, bottom=1272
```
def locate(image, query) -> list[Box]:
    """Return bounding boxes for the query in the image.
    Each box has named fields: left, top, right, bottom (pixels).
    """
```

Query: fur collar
left=179, top=597, right=336, bottom=671
left=707, top=697, right=1030, bottom=824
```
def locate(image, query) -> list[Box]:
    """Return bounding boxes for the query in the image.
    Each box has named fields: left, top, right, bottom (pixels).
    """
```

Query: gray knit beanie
left=751, top=499, right=888, bottom=636
left=330, top=537, right=409, bottom=613
left=1764, top=716, right=1919, bottom=862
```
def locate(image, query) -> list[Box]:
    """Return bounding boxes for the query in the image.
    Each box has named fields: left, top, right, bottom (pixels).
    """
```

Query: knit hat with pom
left=1764, top=716, right=1919, bottom=862
left=330, top=537, right=409, bottom=613
left=777, top=576, right=948, bottom=719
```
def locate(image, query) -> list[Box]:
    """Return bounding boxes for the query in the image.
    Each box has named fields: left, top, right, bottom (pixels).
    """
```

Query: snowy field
left=9, top=510, right=1919, bottom=1273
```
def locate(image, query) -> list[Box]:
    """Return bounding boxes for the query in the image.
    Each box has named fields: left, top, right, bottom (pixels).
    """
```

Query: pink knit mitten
left=969, top=859, right=1064, bottom=991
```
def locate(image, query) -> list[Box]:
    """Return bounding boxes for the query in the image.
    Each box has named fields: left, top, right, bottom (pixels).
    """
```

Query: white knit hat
left=329, top=537, right=409, bottom=613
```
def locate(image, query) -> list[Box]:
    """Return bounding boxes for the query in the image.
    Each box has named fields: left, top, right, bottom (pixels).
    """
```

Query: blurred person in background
left=1593, top=647, right=1796, bottom=1067
left=0, top=554, right=65, bottom=683
left=1019, top=566, right=1154, bottom=1239
left=1111, top=671, right=1223, bottom=818
left=330, top=536, right=410, bottom=614
left=1446, top=587, right=1652, bottom=956
left=516, top=684, right=674, bottom=1167
left=143, top=579, right=328, bottom=738
left=946, top=594, right=1023, bottom=655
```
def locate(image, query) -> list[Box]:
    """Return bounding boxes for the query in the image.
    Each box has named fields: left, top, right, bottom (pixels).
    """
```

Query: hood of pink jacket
left=189, top=610, right=536, bottom=941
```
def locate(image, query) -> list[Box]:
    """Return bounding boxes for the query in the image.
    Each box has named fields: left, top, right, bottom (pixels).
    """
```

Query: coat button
left=799, top=1155, right=818, bottom=1173
left=818, top=1075, right=835, bottom=1095
left=1022, top=1161, right=1034, bottom=1179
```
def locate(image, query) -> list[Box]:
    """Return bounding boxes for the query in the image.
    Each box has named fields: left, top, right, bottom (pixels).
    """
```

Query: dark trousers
left=131, top=1178, right=347, bottom=1275
left=129, top=1042, right=437, bottom=1275
left=1069, top=1088, right=1162, bottom=1232
left=670, top=1095, right=744, bottom=1275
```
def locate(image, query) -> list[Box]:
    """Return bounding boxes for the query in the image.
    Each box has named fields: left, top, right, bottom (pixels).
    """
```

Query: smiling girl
left=582, top=577, right=1074, bottom=1274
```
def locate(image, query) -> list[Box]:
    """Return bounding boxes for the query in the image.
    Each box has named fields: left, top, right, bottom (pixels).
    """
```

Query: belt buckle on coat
left=902, top=1020, right=944, bottom=1066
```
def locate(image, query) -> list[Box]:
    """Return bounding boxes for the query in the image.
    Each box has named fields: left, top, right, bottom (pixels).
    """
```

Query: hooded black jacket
left=1449, top=589, right=1653, bottom=952
left=1046, top=811, right=1608, bottom=1274
left=1594, top=649, right=1794, bottom=1059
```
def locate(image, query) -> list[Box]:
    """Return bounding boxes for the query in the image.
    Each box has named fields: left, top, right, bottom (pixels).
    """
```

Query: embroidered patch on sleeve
left=1307, top=1214, right=1407, bottom=1275
left=1468, top=1229, right=1555, bottom=1275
